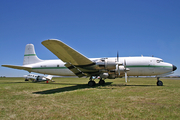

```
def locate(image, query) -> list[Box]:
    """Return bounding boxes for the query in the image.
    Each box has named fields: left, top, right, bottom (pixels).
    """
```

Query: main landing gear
left=88, top=80, right=96, bottom=87
left=157, top=77, right=163, bottom=86
left=88, top=77, right=105, bottom=87
left=99, top=79, right=105, bottom=85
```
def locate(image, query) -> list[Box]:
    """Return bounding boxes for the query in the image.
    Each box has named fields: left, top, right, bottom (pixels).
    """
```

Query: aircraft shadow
left=0, top=81, right=81, bottom=85
left=109, top=84, right=156, bottom=87
left=0, top=82, right=32, bottom=84
left=33, top=82, right=113, bottom=94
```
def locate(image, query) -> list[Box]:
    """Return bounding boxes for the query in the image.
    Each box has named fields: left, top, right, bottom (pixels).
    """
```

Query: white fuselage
left=24, top=56, right=173, bottom=77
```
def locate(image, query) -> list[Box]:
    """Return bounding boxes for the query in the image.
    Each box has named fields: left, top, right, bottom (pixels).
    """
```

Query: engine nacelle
left=105, top=59, right=117, bottom=70
left=100, top=73, right=109, bottom=78
left=117, top=66, right=125, bottom=71
left=108, top=74, right=116, bottom=79
left=96, top=58, right=117, bottom=70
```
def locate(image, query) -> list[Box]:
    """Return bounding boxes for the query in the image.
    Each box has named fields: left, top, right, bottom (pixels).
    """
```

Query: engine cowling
left=96, top=58, right=117, bottom=70
left=100, top=73, right=109, bottom=78
left=108, top=74, right=116, bottom=79
left=105, top=59, right=117, bottom=70
left=117, top=66, right=125, bottom=71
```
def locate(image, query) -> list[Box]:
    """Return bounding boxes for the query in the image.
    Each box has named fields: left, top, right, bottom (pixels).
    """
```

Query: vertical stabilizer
left=23, top=44, right=43, bottom=65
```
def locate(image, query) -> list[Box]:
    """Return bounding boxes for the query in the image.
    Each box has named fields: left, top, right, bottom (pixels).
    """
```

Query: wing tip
left=42, top=39, right=61, bottom=44
left=2, top=65, right=9, bottom=67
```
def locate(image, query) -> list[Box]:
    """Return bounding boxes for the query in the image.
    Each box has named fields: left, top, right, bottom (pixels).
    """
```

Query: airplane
left=24, top=74, right=53, bottom=83
left=2, top=39, right=177, bottom=87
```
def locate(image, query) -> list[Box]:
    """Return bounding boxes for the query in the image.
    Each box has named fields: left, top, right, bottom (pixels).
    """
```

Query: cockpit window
left=157, top=60, right=163, bottom=63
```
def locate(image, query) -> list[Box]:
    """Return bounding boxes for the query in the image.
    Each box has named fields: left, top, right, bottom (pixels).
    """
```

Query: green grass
left=0, top=77, right=180, bottom=120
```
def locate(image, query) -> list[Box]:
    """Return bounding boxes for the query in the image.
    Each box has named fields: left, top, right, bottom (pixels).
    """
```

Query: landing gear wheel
left=156, top=77, right=163, bottom=86
left=88, top=81, right=96, bottom=87
left=25, top=79, right=29, bottom=81
left=157, top=80, right=163, bottom=86
left=99, top=80, right=105, bottom=85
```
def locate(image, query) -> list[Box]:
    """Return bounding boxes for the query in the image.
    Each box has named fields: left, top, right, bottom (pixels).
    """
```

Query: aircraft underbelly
left=127, top=67, right=156, bottom=76
left=32, top=68, right=75, bottom=76
left=128, top=66, right=172, bottom=76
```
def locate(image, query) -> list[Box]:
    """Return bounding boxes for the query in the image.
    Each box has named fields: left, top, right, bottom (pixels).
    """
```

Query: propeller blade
left=124, top=59, right=126, bottom=68
left=117, top=51, right=119, bottom=62
left=125, top=72, right=127, bottom=83
left=124, top=59, right=128, bottom=82
left=118, top=66, right=120, bottom=76
left=116, top=51, right=120, bottom=76
left=116, top=64, right=120, bottom=76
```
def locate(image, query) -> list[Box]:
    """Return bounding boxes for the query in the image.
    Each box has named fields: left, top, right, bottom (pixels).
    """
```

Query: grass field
left=0, top=77, right=180, bottom=120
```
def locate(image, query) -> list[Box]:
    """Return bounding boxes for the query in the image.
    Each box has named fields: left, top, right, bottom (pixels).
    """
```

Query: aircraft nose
left=173, top=65, right=177, bottom=71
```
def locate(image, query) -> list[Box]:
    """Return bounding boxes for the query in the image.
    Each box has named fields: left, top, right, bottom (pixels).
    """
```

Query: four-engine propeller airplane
left=2, top=39, right=177, bottom=86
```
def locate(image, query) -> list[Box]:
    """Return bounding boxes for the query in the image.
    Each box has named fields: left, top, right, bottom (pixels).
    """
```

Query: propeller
left=124, top=59, right=130, bottom=82
left=124, top=59, right=127, bottom=82
left=116, top=52, right=129, bottom=81
left=116, top=51, right=121, bottom=76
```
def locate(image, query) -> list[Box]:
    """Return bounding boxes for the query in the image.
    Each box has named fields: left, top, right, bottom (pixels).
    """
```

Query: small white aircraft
left=24, top=74, right=53, bottom=83
left=2, top=39, right=177, bottom=86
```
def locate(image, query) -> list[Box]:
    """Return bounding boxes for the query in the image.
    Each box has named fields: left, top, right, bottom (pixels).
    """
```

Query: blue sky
left=0, top=0, right=180, bottom=77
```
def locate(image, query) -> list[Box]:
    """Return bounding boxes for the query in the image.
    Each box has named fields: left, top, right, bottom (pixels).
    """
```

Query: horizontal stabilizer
left=46, top=75, right=53, bottom=80
left=2, top=65, right=31, bottom=71
left=42, top=39, right=94, bottom=66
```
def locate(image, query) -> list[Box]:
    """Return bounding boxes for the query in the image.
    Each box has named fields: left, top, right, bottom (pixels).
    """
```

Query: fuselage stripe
left=31, top=65, right=172, bottom=70
left=24, top=54, right=36, bottom=56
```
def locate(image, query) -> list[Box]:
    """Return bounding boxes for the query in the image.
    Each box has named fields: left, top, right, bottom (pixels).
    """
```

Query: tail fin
left=23, top=44, right=43, bottom=65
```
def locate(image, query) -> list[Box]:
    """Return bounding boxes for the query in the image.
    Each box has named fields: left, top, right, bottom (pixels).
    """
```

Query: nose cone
left=173, top=65, right=177, bottom=71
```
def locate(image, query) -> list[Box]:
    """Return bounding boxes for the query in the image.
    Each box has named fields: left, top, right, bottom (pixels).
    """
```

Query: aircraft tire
left=157, top=80, right=163, bottom=86
left=88, top=81, right=96, bottom=87
left=99, top=80, right=105, bottom=85
left=25, top=79, right=29, bottom=81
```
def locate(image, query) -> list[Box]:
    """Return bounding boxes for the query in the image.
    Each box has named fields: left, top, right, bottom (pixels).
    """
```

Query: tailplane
left=23, top=44, right=43, bottom=65
left=46, top=75, right=53, bottom=80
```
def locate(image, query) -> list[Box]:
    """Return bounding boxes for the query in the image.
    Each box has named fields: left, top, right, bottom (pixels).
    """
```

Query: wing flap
left=2, top=65, right=31, bottom=71
left=42, top=39, right=94, bottom=66
left=65, top=63, right=86, bottom=77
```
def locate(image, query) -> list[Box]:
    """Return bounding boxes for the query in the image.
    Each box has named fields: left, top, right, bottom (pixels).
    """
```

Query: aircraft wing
left=42, top=39, right=94, bottom=66
left=2, top=65, right=32, bottom=71
left=42, top=39, right=99, bottom=77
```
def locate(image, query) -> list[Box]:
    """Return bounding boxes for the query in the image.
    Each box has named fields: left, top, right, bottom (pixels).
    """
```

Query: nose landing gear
left=157, top=77, right=163, bottom=86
